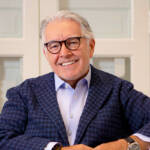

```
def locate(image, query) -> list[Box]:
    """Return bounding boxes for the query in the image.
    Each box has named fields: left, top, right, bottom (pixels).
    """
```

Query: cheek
left=49, top=57, right=58, bottom=67
left=45, top=52, right=58, bottom=67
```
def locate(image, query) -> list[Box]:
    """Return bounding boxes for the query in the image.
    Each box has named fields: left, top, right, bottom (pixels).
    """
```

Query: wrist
left=118, top=138, right=128, bottom=150
left=123, top=136, right=140, bottom=150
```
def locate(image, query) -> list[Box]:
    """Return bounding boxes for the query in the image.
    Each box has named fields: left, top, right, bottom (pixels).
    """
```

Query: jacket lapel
left=34, top=73, right=69, bottom=145
left=74, top=67, right=112, bottom=144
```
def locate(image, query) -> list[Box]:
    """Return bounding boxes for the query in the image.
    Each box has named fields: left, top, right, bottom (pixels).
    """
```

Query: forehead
left=44, top=19, right=82, bottom=42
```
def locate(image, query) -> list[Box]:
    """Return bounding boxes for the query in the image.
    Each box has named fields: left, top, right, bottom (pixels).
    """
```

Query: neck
left=63, top=69, right=89, bottom=89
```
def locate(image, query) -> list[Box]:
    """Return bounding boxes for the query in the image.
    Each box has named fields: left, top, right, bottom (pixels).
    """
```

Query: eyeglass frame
left=44, top=36, right=86, bottom=54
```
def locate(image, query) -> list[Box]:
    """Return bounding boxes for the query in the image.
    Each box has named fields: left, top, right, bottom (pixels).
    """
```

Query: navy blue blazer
left=0, top=66, right=150, bottom=150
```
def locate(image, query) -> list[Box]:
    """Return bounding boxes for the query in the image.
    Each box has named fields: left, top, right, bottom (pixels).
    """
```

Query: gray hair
left=40, top=10, right=94, bottom=43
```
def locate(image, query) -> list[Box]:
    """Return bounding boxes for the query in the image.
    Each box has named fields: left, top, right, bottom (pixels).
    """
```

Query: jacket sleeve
left=0, top=81, right=51, bottom=150
left=120, top=80, right=150, bottom=137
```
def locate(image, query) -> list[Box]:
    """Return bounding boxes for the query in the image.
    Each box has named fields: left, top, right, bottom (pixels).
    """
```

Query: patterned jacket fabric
left=0, top=65, right=150, bottom=150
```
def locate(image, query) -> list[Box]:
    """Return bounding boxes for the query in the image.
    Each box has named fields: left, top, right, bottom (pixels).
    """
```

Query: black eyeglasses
left=44, top=36, right=85, bottom=54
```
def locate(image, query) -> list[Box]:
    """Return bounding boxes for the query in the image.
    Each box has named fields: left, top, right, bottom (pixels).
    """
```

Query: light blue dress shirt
left=55, top=68, right=91, bottom=145
left=45, top=68, right=91, bottom=150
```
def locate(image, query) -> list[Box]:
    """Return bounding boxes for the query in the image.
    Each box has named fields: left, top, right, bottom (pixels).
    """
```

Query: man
left=0, top=10, right=150, bottom=150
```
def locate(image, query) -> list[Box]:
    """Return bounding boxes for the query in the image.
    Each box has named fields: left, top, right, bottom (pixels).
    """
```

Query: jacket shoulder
left=91, top=66, right=134, bottom=89
left=6, top=72, right=54, bottom=98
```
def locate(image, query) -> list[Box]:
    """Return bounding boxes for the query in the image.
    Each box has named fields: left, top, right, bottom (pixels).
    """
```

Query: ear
left=89, top=38, right=95, bottom=58
left=43, top=48, right=48, bottom=60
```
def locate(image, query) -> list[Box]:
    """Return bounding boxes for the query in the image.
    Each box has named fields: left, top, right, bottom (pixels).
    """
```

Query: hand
left=61, top=144, right=93, bottom=150
left=93, top=139, right=127, bottom=150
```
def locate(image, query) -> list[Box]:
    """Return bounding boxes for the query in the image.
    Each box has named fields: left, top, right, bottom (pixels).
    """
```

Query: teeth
left=62, top=61, right=75, bottom=66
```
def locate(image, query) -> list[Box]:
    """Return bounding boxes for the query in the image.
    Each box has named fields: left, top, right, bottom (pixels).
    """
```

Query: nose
left=59, top=42, right=72, bottom=57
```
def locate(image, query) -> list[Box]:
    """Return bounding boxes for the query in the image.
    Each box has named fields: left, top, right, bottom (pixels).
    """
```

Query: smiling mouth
left=60, top=60, right=78, bottom=66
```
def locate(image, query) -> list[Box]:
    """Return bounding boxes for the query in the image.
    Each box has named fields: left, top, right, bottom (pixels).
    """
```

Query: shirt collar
left=54, top=66, right=91, bottom=91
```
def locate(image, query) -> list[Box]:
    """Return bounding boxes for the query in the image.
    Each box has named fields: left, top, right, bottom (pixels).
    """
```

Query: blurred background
left=0, top=0, right=150, bottom=111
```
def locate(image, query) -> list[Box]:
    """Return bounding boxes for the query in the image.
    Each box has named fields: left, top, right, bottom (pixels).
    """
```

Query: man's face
left=44, top=19, right=95, bottom=87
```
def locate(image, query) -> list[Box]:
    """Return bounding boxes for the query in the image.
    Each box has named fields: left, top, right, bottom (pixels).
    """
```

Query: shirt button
left=70, top=114, right=73, bottom=119
left=68, top=131, right=72, bottom=136
left=65, top=84, right=69, bottom=88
